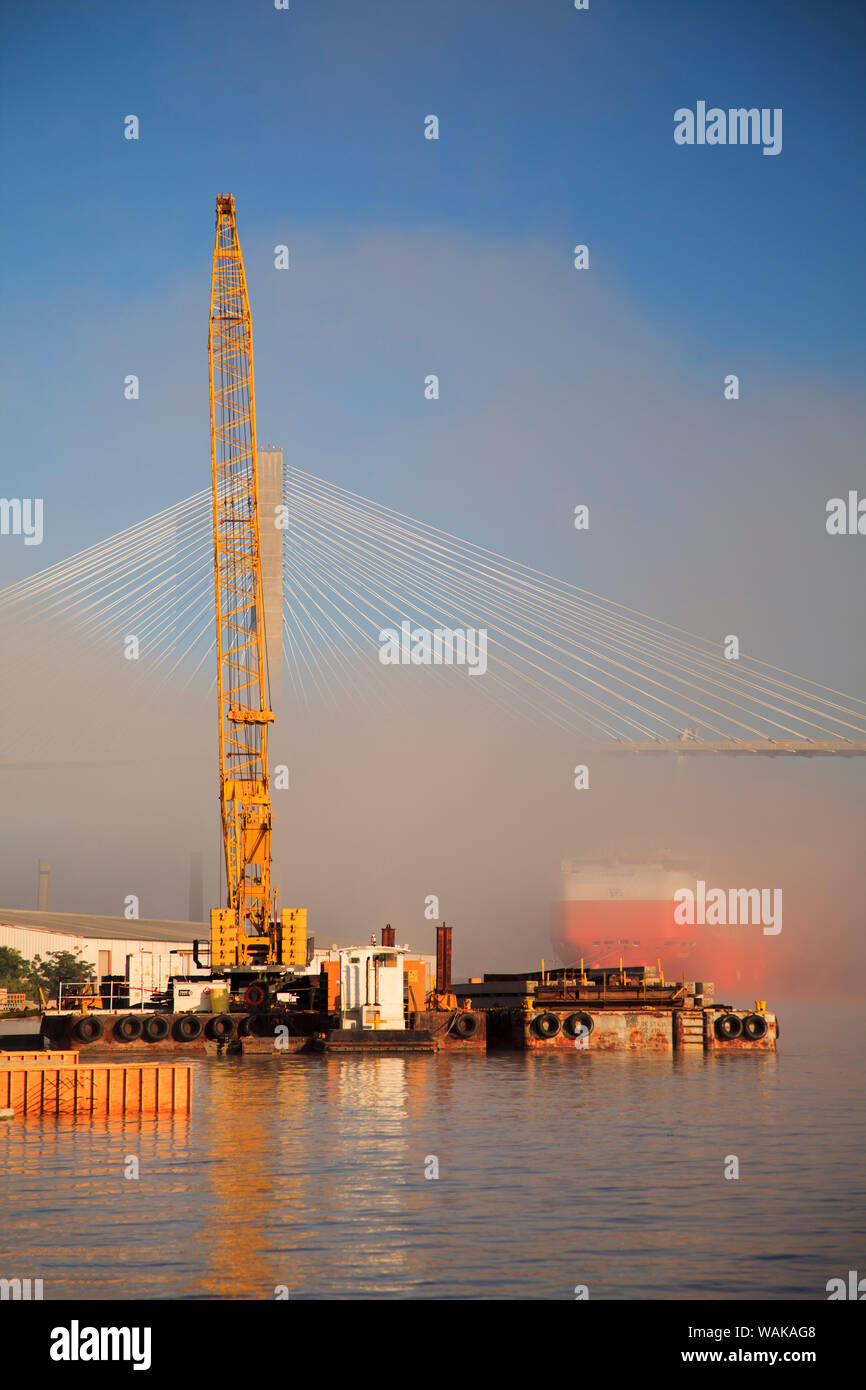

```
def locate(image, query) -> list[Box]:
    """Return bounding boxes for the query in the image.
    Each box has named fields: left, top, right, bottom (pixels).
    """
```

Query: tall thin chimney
left=37, top=859, right=50, bottom=911
left=188, top=851, right=204, bottom=922
left=436, top=924, right=452, bottom=994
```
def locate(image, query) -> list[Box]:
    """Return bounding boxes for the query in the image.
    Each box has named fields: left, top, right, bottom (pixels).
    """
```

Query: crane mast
left=208, top=193, right=276, bottom=969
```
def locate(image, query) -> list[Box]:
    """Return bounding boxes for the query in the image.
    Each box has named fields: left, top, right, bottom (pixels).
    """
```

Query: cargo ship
left=551, top=854, right=772, bottom=995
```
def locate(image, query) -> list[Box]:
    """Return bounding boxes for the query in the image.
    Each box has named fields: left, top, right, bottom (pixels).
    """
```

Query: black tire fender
left=173, top=1014, right=203, bottom=1042
left=205, top=1014, right=236, bottom=1040
left=113, top=1014, right=143, bottom=1042
left=142, top=1014, right=171, bottom=1042
left=72, top=1015, right=104, bottom=1044
left=452, top=1011, right=478, bottom=1039
left=714, top=1012, right=743, bottom=1041
left=742, top=1013, right=768, bottom=1041
left=530, top=1011, right=561, bottom=1040
left=562, top=1011, right=594, bottom=1039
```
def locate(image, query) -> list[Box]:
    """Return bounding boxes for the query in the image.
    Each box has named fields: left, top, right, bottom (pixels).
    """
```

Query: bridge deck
left=604, top=740, right=866, bottom=757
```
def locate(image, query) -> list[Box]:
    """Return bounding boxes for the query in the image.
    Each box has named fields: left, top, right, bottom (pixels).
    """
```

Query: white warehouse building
left=0, top=909, right=207, bottom=1002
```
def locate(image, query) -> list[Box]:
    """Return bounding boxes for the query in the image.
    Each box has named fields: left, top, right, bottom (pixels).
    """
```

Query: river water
left=1, top=1001, right=862, bottom=1300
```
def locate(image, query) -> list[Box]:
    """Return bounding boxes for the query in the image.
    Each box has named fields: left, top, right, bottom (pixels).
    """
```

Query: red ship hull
left=551, top=858, right=773, bottom=996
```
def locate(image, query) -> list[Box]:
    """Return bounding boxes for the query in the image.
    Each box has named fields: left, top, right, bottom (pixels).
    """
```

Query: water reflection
left=0, top=1014, right=860, bottom=1300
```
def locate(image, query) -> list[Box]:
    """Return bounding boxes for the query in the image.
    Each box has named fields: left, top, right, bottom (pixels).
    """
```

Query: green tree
left=25, top=949, right=95, bottom=1001
left=0, top=946, right=28, bottom=991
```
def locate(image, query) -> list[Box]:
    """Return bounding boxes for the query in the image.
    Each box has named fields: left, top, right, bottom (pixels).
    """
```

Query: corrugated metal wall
left=0, top=923, right=197, bottom=994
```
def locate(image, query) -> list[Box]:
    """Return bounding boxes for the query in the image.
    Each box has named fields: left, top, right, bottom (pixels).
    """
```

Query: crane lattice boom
left=208, top=193, right=275, bottom=965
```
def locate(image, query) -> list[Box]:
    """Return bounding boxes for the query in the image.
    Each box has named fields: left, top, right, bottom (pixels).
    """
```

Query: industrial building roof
left=0, top=910, right=202, bottom=943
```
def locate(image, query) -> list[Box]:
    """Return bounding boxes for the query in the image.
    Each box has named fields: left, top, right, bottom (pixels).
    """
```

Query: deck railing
left=56, top=980, right=153, bottom=1011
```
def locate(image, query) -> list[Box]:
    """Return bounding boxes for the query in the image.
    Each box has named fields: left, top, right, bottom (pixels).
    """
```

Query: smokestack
left=37, top=859, right=50, bottom=911
left=436, top=924, right=452, bottom=994
left=382, top=924, right=395, bottom=947
left=188, top=851, right=204, bottom=922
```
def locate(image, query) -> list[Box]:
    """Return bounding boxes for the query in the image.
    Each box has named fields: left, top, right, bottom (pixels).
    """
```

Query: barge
left=465, top=962, right=776, bottom=1051
left=34, top=928, right=773, bottom=1057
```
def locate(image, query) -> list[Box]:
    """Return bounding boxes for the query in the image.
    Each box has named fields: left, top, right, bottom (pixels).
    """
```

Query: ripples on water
left=1, top=1002, right=862, bottom=1299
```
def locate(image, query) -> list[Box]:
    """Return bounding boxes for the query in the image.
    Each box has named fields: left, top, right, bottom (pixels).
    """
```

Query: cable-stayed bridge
left=1, top=461, right=865, bottom=764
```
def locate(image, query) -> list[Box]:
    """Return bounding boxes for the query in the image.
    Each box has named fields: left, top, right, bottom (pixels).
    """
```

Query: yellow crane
left=207, top=194, right=305, bottom=975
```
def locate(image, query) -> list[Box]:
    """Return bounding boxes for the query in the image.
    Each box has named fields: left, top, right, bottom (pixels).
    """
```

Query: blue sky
left=2, top=0, right=863, bottom=358
left=1, top=0, right=864, bottom=684
left=0, top=0, right=865, bottom=935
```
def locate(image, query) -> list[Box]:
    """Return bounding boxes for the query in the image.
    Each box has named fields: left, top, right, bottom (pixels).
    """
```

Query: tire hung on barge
left=114, top=1014, right=143, bottom=1042
left=173, top=1014, right=204, bottom=1042
left=530, top=1012, right=562, bottom=1039
left=742, top=1013, right=768, bottom=1041
left=142, top=1014, right=171, bottom=1042
left=714, top=1012, right=743, bottom=1040
left=72, top=1016, right=104, bottom=1044
left=205, top=1014, right=236, bottom=1040
left=452, top=1011, right=478, bottom=1039
left=562, top=1011, right=594, bottom=1038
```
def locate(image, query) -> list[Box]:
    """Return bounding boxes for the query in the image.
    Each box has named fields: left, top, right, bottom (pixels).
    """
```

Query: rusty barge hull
left=43, top=1011, right=242, bottom=1054
left=42, top=1010, right=329, bottom=1055
left=314, top=1028, right=436, bottom=1053
left=39, top=1007, right=487, bottom=1055
left=456, top=961, right=776, bottom=1052
left=37, top=1002, right=772, bottom=1055
left=487, top=1006, right=777, bottom=1052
